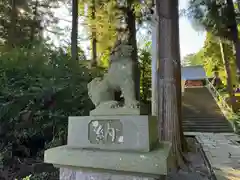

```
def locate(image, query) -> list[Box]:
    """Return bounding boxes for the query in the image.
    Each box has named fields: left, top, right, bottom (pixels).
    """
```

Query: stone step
left=183, top=126, right=232, bottom=130
left=183, top=113, right=224, bottom=117
left=183, top=127, right=233, bottom=133
left=183, top=119, right=227, bottom=123
left=184, top=112, right=221, bottom=115
left=183, top=116, right=224, bottom=119
left=183, top=129, right=233, bottom=133
left=182, top=123, right=231, bottom=128
left=183, top=119, right=229, bottom=124
left=182, top=87, right=234, bottom=133
left=183, top=116, right=225, bottom=119
left=183, top=124, right=232, bottom=128
left=182, top=122, right=230, bottom=128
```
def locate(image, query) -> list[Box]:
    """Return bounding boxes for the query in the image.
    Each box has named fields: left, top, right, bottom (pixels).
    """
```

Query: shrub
left=0, top=43, right=102, bottom=179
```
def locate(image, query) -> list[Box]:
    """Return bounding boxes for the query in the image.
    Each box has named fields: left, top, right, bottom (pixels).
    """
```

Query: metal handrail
left=206, top=79, right=233, bottom=113
left=206, top=79, right=240, bottom=133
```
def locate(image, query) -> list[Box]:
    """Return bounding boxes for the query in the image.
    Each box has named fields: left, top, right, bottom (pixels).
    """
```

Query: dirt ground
left=167, top=137, right=212, bottom=180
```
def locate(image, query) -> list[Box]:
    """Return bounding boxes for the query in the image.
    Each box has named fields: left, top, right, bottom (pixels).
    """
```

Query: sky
left=47, top=0, right=206, bottom=59
left=179, top=1, right=205, bottom=58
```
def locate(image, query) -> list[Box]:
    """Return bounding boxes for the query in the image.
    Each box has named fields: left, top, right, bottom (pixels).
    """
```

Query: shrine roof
left=181, top=65, right=207, bottom=80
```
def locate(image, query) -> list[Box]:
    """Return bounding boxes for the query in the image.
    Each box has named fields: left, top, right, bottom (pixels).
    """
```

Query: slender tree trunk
left=156, top=0, right=186, bottom=168
left=71, top=0, right=78, bottom=61
left=237, top=0, right=240, bottom=12
left=90, top=0, right=97, bottom=67
left=219, top=39, right=237, bottom=112
left=226, top=0, right=240, bottom=73
left=9, top=0, right=17, bottom=48
left=30, top=0, right=39, bottom=43
left=125, top=3, right=140, bottom=101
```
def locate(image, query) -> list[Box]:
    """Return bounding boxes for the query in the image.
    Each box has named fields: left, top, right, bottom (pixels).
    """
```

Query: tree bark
left=226, top=0, right=240, bottom=74
left=30, top=0, right=39, bottom=43
left=171, top=0, right=188, bottom=152
left=9, top=0, right=17, bottom=48
left=125, top=3, right=140, bottom=101
left=156, top=0, right=186, bottom=168
left=90, top=0, right=97, bottom=67
left=237, top=0, right=240, bottom=12
left=219, top=39, right=237, bottom=112
left=71, top=0, right=78, bottom=61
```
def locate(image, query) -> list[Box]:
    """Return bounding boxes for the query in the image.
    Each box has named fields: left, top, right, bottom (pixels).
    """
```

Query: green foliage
left=230, top=112, right=240, bottom=134
left=0, top=0, right=63, bottom=47
left=66, top=46, right=87, bottom=60
left=139, top=41, right=151, bottom=103
left=182, top=51, right=204, bottom=66
left=78, top=0, right=153, bottom=65
left=185, top=0, right=237, bottom=39
left=185, top=0, right=240, bottom=87
left=0, top=42, right=101, bottom=179
left=184, top=31, right=238, bottom=86
left=78, top=0, right=119, bottom=64
left=202, top=32, right=237, bottom=84
left=22, top=172, right=58, bottom=180
left=0, top=40, right=152, bottom=178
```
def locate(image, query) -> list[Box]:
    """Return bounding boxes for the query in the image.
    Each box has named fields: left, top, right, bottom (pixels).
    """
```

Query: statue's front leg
left=121, top=79, right=139, bottom=109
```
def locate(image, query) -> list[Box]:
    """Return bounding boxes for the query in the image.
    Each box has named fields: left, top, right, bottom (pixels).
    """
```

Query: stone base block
left=90, top=107, right=141, bottom=116
left=68, top=115, right=158, bottom=152
left=59, top=168, right=166, bottom=180
left=44, top=143, right=171, bottom=176
left=89, top=104, right=150, bottom=116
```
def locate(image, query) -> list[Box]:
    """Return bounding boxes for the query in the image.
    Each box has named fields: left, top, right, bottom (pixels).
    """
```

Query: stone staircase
left=182, top=87, right=233, bottom=133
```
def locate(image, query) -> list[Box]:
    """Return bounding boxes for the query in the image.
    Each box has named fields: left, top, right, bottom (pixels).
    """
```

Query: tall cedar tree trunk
left=156, top=0, right=186, bottom=168
left=219, top=39, right=237, bottom=111
left=226, top=0, right=240, bottom=73
left=71, top=0, right=78, bottom=61
left=90, top=0, right=97, bottom=67
left=171, top=0, right=188, bottom=151
left=125, top=2, right=140, bottom=101
left=9, top=0, right=17, bottom=48
left=30, top=0, right=39, bottom=43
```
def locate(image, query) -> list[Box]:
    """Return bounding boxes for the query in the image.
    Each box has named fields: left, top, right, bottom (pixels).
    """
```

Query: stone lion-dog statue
left=87, top=40, right=139, bottom=110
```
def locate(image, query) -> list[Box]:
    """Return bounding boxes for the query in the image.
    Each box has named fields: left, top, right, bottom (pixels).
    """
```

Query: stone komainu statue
left=87, top=40, right=139, bottom=110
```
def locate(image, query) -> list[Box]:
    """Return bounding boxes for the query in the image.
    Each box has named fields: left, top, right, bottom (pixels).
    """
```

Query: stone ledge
left=44, top=143, right=171, bottom=176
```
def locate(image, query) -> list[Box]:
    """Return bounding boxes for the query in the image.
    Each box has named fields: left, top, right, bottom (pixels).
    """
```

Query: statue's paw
left=110, top=101, right=121, bottom=108
left=125, top=100, right=140, bottom=109
left=101, top=101, right=120, bottom=109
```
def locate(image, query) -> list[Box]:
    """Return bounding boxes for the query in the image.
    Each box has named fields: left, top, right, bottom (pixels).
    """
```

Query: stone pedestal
left=67, top=116, right=158, bottom=152
left=44, top=115, right=171, bottom=180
